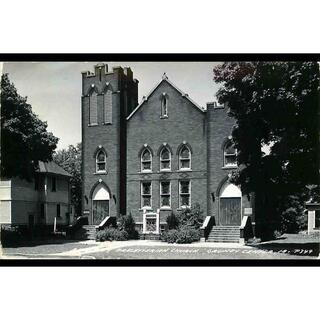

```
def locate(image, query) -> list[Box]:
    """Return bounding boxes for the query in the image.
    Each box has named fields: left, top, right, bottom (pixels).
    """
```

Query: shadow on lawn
left=2, top=237, right=86, bottom=248
left=248, top=241, right=320, bottom=257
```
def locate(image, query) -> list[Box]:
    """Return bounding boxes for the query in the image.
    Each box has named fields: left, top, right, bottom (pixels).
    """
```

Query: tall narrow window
left=224, top=141, right=237, bottom=167
left=161, top=95, right=168, bottom=118
left=56, top=203, right=61, bottom=218
left=141, top=149, right=152, bottom=172
left=141, top=181, right=152, bottom=208
left=179, top=180, right=191, bottom=207
left=51, top=177, right=57, bottom=192
left=179, top=145, right=191, bottom=170
left=96, top=150, right=107, bottom=173
left=160, top=147, right=171, bottom=171
left=89, top=91, right=98, bottom=125
left=160, top=181, right=171, bottom=208
left=104, top=90, right=112, bottom=124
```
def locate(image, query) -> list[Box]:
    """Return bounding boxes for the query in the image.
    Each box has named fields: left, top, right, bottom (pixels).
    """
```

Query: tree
left=213, top=62, right=319, bottom=239
left=1, top=73, right=58, bottom=181
left=53, top=143, right=82, bottom=216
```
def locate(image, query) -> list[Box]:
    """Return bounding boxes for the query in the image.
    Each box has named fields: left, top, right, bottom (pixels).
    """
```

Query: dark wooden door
left=219, top=198, right=241, bottom=226
left=92, top=200, right=109, bottom=225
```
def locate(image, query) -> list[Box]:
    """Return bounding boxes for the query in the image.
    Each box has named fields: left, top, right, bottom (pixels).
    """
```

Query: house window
left=160, top=147, right=171, bottom=171
left=56, top=204, right=61, bottom=218
left=34, top=175, right=40, bottom=190
left=179, top=145, right=191, bottom=170
left=40, top=203, right=45, bottom=219
left=141, top=149, right=152, bottom=172
left=104, top=90, right=112, bottom=124
left=141, top=181, right=152, bottom=208
left=89, top=91, right=98, bottom=125
left=51, top=177, right=57, bottom=192
left=161, top=94, right=168, bottom=118
left=179, top=180, right=191, bottom=207
left=224, top=141, right=237, bottom=167
left=96, top=150, right=107, bottom=173
left=160, top=181, right=171, bottom=208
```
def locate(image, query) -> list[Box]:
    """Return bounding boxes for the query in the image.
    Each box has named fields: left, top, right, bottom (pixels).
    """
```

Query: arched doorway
left=92, top=184, right=110, bottom=225
left=219, top=182, right=242, bottom=226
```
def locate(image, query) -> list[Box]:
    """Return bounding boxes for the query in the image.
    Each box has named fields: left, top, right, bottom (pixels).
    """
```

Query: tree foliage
left=213, top=62, right=319, bottom=237
left=1, top=73, right=58, bottom=180
left=53, top=143, right=82, bottom=216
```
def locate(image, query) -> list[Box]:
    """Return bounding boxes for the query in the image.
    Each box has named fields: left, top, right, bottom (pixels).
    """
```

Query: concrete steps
left=207, top=226, right=240, bottom=243
left=74, top=225, right=98, bottom=240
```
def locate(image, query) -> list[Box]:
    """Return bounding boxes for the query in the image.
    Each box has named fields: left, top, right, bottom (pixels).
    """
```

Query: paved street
left=1, top=233, right=319, bottom=260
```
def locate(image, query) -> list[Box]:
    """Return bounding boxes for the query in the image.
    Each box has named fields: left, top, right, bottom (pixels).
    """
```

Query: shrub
left=166, top=212, right=179, bottom=230
left=161, top=229, right=179, bottom=243
left=176, top=203, right=203, bottom=229
left=118, top=213, right=139, bottom=239
left=96, top=228, right=128, bottom=242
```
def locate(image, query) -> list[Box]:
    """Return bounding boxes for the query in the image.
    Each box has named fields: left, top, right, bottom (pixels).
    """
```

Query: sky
left=2, top=61, right=221, bottom=150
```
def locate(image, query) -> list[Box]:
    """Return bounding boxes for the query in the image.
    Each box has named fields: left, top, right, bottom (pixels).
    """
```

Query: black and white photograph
left=0, top=58, right=319, bottom=262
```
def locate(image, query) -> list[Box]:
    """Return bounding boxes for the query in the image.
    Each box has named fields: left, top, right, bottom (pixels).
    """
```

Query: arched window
left=224, top=141, right=237, bottom=167
left=161, top=94, right=168, bottom=118
left=103, top=89, right=112, bottom=124
left=141, top=149, right=152, bottom=172
left=96, top=150, right=107, bottom=173
left=179, top=145, right=191, bottom=170
left=160, top=147, right=171, bottom=171
left=89, top=91, right=98, bottom=125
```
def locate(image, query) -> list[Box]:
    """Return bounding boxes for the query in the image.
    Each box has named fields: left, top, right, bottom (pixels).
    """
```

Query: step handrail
left=97, top=216, right=111, bottom=230
left=200, top=215, right=215, bottom=241
left=239, top=215, right=253, bottom=243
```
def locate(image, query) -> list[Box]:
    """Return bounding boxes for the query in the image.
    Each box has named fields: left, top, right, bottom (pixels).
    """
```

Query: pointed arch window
left=89, top=91, right=98, bottom=125
left=96, top=150, right=107, bottom=173
left=103, top=89, right=113, bottom=124
left=161, top=93, right=168, bottom=118
left=224, top=141, right=237, bottom=167
left=141, top=149, right=152, bottom=172
left=160, top=147, right=171, bottom=171
left=179, top=145, right=191, bottom=170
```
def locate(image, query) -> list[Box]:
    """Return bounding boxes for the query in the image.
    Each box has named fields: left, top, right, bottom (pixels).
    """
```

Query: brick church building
left=81, top=63, right=255, bottom=241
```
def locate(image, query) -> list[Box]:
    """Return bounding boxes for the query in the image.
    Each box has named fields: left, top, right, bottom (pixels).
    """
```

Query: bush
left=96, top=228, right=128, bottom=242
left=176, top=203, right=203, bottom=229
left=161, top=227, right=200, bottom=244
left=166, top=212, right=179, bottom=230
left=118, top=213, right=139, bottom=239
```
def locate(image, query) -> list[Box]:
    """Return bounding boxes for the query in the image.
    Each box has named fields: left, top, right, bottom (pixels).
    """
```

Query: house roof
left=126, top=73, right=205, bottom=120
left=37, top=161, right=72, bottom=177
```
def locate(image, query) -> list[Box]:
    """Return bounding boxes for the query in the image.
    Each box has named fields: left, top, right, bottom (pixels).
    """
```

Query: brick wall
left=127, top=80, right=207, bottom=224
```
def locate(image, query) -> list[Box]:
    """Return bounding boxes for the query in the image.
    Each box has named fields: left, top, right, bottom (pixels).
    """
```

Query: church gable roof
left=126, top=73, right=204, bottom=120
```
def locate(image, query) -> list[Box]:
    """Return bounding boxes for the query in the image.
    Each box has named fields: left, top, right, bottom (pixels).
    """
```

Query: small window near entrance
left=56, top=204, right=61, bottom=218
left=224, top=141, right=237, bottom=167
left=96, top=150, right=107, bottom=173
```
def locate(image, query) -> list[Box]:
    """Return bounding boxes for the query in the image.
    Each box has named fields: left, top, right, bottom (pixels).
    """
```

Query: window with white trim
left=224, top=141, right=237, bottom=167
left=179, top=145, right=191, bottom=170
left=141, top=181, right=152, bottom=208
left=96, top=150, right=107, bottom=173
left=161, top=94, right=168, bottom=118
left=141, top=149, right=152, bottom=172
left=160, top=147, right=171, bottom=171
left=179, top=180, right=191, bottom=207
left=89, top=91, right=98, bottom=125
left=160, top=181, right=171, bottom=208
